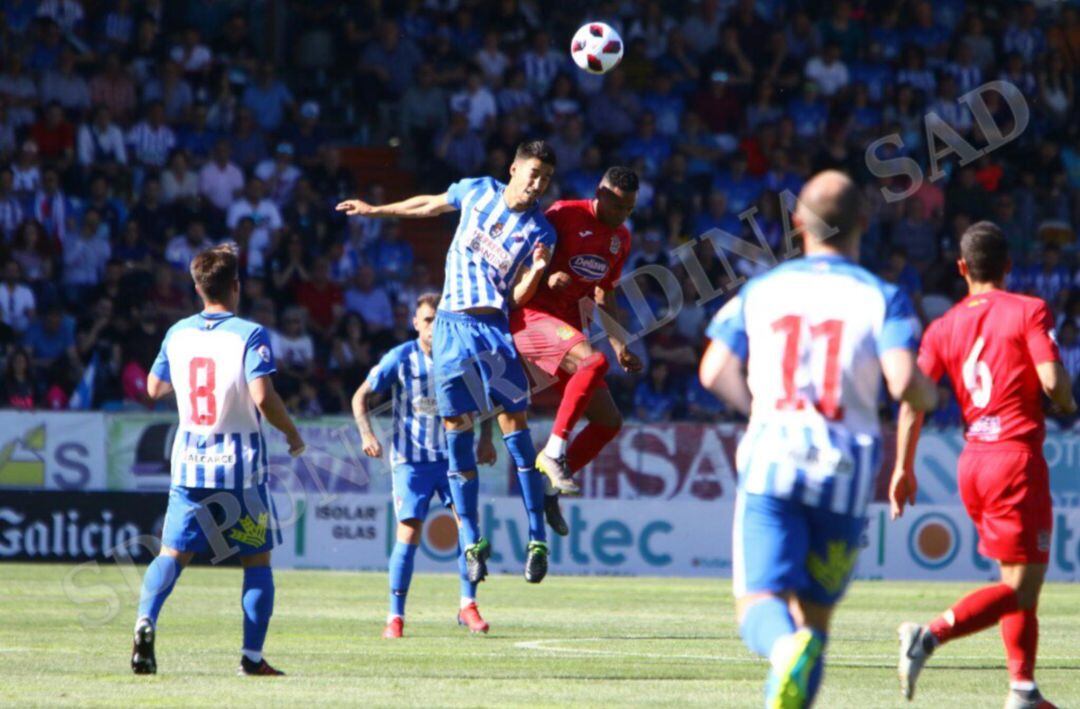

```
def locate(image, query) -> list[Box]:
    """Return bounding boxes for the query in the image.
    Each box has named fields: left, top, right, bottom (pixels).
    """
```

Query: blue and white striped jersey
left=441, top=176, right=557, bottom=313
left=707, top=254, right=920, bottom=517
left=366, top=339, right=447, bottom=465
left=151, top=311, right=276, bottom=489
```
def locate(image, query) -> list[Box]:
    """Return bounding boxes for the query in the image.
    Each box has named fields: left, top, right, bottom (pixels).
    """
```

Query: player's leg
left=235, top=483, right=284, bottom=676
left=443, top=413, right=489, bottom=583
left=999, top=562, right=1048, bottom=707
left=537, top=338, right=608, bottom=490
left=132, top=486, right=201, bottom=675
left=385, top=519, right=422, bottom=638
left=446, top=490, right=490, bottom=634
left=385, top=461, right=439, bottom=638
left=497, top=409, right=549, bottom=583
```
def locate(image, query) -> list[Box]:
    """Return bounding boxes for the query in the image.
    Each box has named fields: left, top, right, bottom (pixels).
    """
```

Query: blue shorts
left=433, top=309, right=530, bottom=417
left=393, top=459, right=452, bottom=522
left=161, top=484, right=281, bottom=556
left=733, top=492, right=866, bottom=607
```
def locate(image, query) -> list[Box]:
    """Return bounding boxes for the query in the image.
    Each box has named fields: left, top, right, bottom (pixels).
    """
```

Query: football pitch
left=2, top=564, right=1078, bottom=707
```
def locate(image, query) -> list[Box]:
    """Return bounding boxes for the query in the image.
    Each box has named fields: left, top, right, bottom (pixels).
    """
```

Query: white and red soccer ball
left=570, top=22, right=624, bottom=75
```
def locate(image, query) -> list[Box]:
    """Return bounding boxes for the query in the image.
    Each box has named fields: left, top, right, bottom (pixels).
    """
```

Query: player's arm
left=880, top=348, right=938, bottom=412
left=1036, top=361, right=1077, bottom=415
left=596, top=286, right=642, bottom=373
left=249, top=376, right=305, bottom=456
left=147, top=337, right=173, bottom=399
left=890, top=399, right=925, bottom=520
left=334, top=192, right=456, bottom=219
left=351, top=379, right=383, bottom=458
left=475, top=416, right=497, bottom=466
left=508, top=243, right=552, bottom=308
left=1028, top=300, right=1077, bottom=414
left=698, top=339, right=751, bottom=416
left=146, top=373, right=173, bottom=400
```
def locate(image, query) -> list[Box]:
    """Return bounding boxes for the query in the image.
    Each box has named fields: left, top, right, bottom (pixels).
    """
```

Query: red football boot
left=383, top=616, right=404, bottom=639
left=457, top=602, right=490, bottom=634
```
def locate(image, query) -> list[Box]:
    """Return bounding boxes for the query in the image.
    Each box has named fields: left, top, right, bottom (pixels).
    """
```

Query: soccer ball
left=570, top=22, right=624, bottom=75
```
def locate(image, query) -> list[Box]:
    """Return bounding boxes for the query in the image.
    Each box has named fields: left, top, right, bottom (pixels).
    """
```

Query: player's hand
left=532, top=244, right=552, bottom=271
left=361, top=434, right=383, bottom=458
left=335, top=199, right=377, bottom=217
left=476, top=436, right=497, bottom=466
left=287, top=432, right=306, bottom=458
left=548, top=271, right=572, bottom=290
left=888, top=467, right=917, bottom=520
left=616, top=345, right=643, bottom=373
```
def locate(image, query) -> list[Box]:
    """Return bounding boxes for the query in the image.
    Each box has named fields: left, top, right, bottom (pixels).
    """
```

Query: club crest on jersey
left=578, top=230, right=593, bottom=238
left=257, top=344, right=272, bottom=363
left=490, top=221, right=503, bottom=238
left=609, top=236, right=621, bottom=254
left=569, top=253, right=609, bottom=281
left=556, top=325, right=577, bottom=340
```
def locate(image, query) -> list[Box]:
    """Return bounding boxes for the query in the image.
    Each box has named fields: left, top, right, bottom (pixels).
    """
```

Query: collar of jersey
left=804, top=253, right=852, bottom=265
left=199, top=311, right=234, bottom=321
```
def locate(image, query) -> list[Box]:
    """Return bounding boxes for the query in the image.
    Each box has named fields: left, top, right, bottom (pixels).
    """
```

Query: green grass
left=1, top=563, right=1078, bottom=707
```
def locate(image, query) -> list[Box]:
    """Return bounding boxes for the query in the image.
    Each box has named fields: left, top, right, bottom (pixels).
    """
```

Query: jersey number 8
left=189, top=357, right=218, bottom=426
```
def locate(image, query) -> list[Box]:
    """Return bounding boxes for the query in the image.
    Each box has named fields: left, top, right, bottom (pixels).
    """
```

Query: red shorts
left=957, top=444, right=1052, bottom=564
left=509, top=308, right=587, bottom=377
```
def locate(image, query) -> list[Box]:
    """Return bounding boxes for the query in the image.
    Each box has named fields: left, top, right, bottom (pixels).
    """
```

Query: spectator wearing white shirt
left=450, top=68, right=498, bottom=132
left=804, top=42, right=849, bottom=97
left=164, top=219, right=214, bottom=272
left=160, top=150, right=199, bottom=204
left=142, top=61, right=194, bottom=123
left=11, top=141, right=42, bottom=197
left=270, top=306, right=315, bottom=398
left=474, top=31, right=509, bottom=84
left=0, top=54, right=39, bottom=128
left=38, top=49, right=90, bottom=113
left=170, top=28, right=213, bottom=79
left=199, top=139, right=245, bottom=212
left=520, top=31, right=565, bottom=97
left=36, top=0, right=84, bottom=34
left=254, top=143, right=302, bottom=207
left=0, top=260, right=36, bottom=333
left=62, top=209, right=110, bottom=302
left=226, top=178, right=283, bottom=277
left=344, top=264, right=394, bottom=333
left=77, top=105, right=127, bottom=170
left=127, top=102, right=176, bottom=169
left=929, top=75, right=973, bottom=135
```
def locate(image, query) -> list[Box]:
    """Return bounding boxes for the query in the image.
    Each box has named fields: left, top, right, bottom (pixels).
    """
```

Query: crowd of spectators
left=1, top=0, right=1079, bottom=427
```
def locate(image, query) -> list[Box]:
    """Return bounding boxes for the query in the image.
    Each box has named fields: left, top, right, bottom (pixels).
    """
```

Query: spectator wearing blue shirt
left=359, top=19, right=424, bottom=101
left=433, top=112, right=484, bottom=180
left=905, top=1, right=951, bottom=64
left=693, top=190, right=744, bottom=237
left=561, top=145, right=604, bottom=199
left=786, top=81, right=828, bottom=139
left=633, top=362, right=677, bottom=423
left=712, top=153, right=763, bottom=215
left=685, top=375, right=726, bottom=421
left=177, top=103, right=219, bottom=164
left=1030, top=245, right=1071, bottom=310
left=242, top=62, right=295, bottom=133
left=640, top=74, right=685, bottom=137
left=365, top=220, right=413, bottom=284
left=1003, top=3, right=1046, bottom=64
left=23, top=306, right=76, bottom=372
left=620, top=112, right=671, bottom=179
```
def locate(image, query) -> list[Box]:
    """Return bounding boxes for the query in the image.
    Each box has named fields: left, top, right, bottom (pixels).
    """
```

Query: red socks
left=1000, top=608, right=1038, bottom=682
left=552, top=353, right=609, bottom=439
left=929, top=583, right=1018, bottom=644
left=566, top=422, right=620, bottom=473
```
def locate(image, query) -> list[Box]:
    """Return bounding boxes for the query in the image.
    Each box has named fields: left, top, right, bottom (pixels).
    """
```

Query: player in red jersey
left=889, top=222, right=1076, bottom=709
left=510, top=166, right=643, bottom=522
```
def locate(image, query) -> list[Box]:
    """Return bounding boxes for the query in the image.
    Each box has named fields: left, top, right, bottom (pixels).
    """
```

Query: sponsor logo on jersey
left=466, top=229, right=513, bottom=275
left=610, top=235, right=621, bottom=254
left=412, top=396, right=438, bottom=416
left=578, top=230, right=593, bottom=238
left=228, top=513, right=268, bottom=548
left=180, top=450, right=238, bottom=466
left=257, top=344, right=272, bottom=363
left=568, top=253, right=609, bottom=281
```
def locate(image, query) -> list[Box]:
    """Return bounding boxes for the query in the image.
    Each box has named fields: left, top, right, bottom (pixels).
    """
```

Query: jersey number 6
left=189, top=357, right=218, bottom=425
left=773, top=315, right=845, bottom=421
left=962, top=336, right=992, bottom=408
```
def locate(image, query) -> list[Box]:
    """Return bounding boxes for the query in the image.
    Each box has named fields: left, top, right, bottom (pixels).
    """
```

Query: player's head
left=793, top=170, right=864, bottom=257
left=190, top=244, right=240, bottom=311
left=507, top=140, right=556, bottom=210
left=958, top=220, right=1011, bottom=287
left=414, top=292, right=439, bottom=352
left=595, top=166, right=639, bottom=227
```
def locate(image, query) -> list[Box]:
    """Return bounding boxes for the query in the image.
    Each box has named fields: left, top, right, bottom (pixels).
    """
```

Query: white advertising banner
left=0, top=411, right=107, bottom=490
left=268, top=493, right=1080, bottom=582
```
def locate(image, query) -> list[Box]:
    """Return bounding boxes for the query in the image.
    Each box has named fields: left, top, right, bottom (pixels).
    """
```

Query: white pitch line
left=513, top=639, right=1080, bottom=666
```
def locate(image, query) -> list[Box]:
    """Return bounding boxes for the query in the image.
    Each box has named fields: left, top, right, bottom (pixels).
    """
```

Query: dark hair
left=514, top=140, right=557, bottom=167
left=416, top=292, right=440, bottom=310
left=190, top=244, right=239, bottom=304
left=602, top=166, right=639, bottom=192
left=960, top=221, right=1009, bottom=283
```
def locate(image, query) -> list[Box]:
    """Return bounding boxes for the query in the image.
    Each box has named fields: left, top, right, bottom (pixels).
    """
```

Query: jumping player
left=336, top=141, right=557, bottom=583
left=352, top=292, right=496, bottom=637
left=132, top=244, right=306, bottom=676
left=890, top=221, right=1075, bottom=709
left=510, top=166, right=642, bottom=526
left=700, top=171, right=937, bottom=707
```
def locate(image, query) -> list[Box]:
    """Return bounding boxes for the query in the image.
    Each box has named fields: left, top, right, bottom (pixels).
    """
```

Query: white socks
left=544, top=434, right=567, bottom=459
left=242, top=649, right=262, bottom=663
left=460, top=597, right=475, bottom=609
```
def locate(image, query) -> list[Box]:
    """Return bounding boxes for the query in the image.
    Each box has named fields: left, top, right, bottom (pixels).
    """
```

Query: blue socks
left=457, top=544, right=477, bottom=600
left=388, top=542, right=418, bottom=617
left=448, top=473, right=480, bottom=547
left=740, top=596, right=796, bottom=658
left=241, top=566, right=275, bottom=660
left=137, top=555, right=182, bottom=626
left=503, top=430, right=546, bottom=543
left=807, top=630, right=827, bottom=703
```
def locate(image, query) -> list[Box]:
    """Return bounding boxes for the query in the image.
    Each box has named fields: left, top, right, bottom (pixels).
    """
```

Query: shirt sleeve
left=877, top=284, right=922, bottom=355
left=916, top=319, right=945, bottom=382
left=705, top=294, right=748, bottom=360
left=243, top=326, right=277, bottom=381
left=365, top=348, right=400, bottom=394
left=150, top=336, right=170, bottom=383
left=1026, top=299, right=1061, bottom=365
left=445, top=177, right=482, bottom=209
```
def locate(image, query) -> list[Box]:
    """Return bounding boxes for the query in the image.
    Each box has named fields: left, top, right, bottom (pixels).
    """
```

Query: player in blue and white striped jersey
left=352, top=293, right=497, bottom=637
left=699, top=171, right=938, bottom=708
left=131, top=244, right=305, bottom=678
left=337, top=141, right=559, bottom=586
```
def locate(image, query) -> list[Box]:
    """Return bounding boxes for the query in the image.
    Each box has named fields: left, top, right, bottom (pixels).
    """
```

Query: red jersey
left=529, top=200, right=631, bottom=326
left=918, top=290, right=1060, bottom=446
